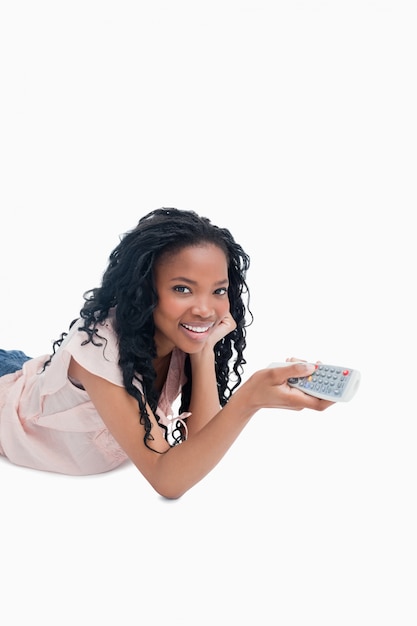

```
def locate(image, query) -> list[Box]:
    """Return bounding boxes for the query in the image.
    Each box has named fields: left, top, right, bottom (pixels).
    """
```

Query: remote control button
left=276, top=362, right=360, bottom=402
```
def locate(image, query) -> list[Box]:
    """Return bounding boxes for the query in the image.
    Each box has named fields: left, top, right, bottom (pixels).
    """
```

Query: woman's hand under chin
left=189, top=313, right=236, bottom=362
left=207, top=312, right=237, bottom=349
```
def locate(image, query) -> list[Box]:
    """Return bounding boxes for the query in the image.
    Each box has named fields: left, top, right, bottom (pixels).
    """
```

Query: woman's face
left=153, top=243, right=230, bottom=357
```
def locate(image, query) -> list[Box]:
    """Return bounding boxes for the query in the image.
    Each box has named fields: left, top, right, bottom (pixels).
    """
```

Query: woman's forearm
left=187, top=347, right=222, bottom=434
left=153, top=384, right=256, bottom=498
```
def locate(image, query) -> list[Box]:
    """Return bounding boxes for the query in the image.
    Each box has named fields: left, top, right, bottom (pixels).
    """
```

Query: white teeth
left=182, top=323, right=213, bottom=333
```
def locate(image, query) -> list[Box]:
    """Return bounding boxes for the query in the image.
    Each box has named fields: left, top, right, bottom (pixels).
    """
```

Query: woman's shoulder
left=42, top=309, right=124, bottom=391
left=66, top=310, right=119, bottom=358
left=65, top=310, right=122, bottom=383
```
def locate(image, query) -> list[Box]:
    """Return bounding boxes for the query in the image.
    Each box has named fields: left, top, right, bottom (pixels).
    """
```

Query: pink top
left=0, top=314, right=187, bottom=475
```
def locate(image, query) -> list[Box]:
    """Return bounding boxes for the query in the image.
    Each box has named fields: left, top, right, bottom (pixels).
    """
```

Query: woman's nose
left=191, top=297, right=214, bottom=317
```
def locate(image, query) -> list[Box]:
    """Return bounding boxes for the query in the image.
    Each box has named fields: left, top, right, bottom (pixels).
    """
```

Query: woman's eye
left=174, top=285, right=191, bottom=294
left=215, top=287, right=228, bottom=296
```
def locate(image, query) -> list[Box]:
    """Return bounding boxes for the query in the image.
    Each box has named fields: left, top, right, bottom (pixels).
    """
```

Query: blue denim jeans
left=0, top=349, right=32, bottom=377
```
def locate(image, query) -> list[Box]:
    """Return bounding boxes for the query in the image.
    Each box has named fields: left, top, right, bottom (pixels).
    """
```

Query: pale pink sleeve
left=63, top=317, right=124, bottom=386
left=40, top=316, right=124, bottom=396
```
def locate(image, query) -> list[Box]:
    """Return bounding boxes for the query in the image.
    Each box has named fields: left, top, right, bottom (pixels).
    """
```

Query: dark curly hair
left=45, top=208, right=252, bottom=450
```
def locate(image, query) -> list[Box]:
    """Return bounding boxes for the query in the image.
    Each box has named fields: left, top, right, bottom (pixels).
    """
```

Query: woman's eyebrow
left=169, top=276, right=229, bottom=286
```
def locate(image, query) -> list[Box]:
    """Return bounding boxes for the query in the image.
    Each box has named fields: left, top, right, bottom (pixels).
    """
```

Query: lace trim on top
left=164, top=411, right=191, bottom=446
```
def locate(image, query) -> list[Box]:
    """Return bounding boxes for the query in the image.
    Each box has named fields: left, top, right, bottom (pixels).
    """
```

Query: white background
left=1, top=1, right=416, bottom=624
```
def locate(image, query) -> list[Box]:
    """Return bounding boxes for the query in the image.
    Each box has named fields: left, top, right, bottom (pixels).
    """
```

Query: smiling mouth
left=181, top=322, right=214, bottom=334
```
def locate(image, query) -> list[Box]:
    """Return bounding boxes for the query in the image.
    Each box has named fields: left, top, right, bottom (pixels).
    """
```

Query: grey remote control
left=268, top=362, right=361, bottom=402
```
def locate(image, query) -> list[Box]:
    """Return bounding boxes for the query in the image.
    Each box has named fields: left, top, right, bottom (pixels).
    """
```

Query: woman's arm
left=69, top=356, right=332, bottom=499
left=186, top=312, right=236, bottom=435
left=187, top=346, right=221, bottom=435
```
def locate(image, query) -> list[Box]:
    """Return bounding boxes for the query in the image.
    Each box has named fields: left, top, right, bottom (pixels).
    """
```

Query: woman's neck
left=153, top=352, right=172, bottom=392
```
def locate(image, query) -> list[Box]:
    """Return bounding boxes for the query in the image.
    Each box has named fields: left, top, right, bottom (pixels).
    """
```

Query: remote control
left=268, top=362, right=361, bottom=402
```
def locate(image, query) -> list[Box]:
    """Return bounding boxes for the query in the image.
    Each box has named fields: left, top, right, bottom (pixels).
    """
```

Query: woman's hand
left=207, top=312, right=237, bottom=349
left=239, top=362, right=334, bottom=412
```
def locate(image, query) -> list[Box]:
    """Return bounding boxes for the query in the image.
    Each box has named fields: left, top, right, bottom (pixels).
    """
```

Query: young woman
left=0, top=208, right=332, bottom=498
